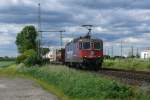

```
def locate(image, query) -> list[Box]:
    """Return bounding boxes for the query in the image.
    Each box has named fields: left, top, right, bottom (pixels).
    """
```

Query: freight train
left=47, top=26, right=103, bottom=70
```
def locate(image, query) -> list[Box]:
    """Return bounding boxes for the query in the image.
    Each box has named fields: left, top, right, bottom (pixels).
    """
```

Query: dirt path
left=0, top=77, right=58, bottom=100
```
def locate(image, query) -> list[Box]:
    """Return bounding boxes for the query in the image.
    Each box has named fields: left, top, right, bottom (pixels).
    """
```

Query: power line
left=38, top=30, right=66, bottom=49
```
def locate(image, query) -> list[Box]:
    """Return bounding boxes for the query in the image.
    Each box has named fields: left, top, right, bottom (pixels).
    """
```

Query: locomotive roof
left=66, top=35, right=103, bottom=46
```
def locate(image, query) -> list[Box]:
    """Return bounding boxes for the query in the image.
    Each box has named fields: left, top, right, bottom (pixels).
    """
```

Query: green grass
left=0, top=61, right=15, bottom=68
left=19, top=65, right=133, bottom=100
left=0, top=64, right=150, bottom=100
left=103, top=59, right=150, bottom=71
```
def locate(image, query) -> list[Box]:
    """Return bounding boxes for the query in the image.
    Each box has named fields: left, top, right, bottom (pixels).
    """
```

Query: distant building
left=140, top=49, right=150, bottom=59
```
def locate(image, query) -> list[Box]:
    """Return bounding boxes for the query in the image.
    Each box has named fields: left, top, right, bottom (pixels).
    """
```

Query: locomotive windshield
left=94, top=42, right=101, bottom=49
left=83, top=42, right=91, bottom=49
left=79, top=41, right=102, bottom=50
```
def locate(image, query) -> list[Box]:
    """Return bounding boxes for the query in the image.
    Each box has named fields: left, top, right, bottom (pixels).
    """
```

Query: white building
left=141, top=49, right=150, bottom=59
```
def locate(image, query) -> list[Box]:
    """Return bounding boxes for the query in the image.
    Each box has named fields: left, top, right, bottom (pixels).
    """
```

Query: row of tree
left=0, top=56, right=15, bottom=61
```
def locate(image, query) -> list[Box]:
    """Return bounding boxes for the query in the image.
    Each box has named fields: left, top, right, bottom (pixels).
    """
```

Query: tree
left=16, top=26, right=40, bottom=66
left=16, top=26, right=38, bottom=53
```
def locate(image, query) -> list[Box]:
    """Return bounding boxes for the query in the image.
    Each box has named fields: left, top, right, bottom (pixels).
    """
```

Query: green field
left=0, top=62, right=149, bottom=100
left=0, top=61, right=15, bottom=68
left=103, top=59, right=150, bottom=71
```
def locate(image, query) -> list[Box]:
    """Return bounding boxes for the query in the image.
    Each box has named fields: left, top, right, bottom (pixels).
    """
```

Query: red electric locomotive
left=65, top=25, right=103, bottom=70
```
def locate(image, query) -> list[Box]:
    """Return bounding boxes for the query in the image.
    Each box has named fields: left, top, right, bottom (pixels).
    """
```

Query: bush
left=24, top=49, right=38, bottom=66
left=16, top=49, right=41, bottom=66
left=16, top=54, right=27, bottom=64
left=23, top=49, right=41, bottom=66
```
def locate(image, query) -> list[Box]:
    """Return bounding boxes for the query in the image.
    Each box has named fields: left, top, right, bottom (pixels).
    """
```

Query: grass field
left=0, top=61, right=15, bottom=68
left=0, top=62, right=150, bottom=100
left=103, top=59, right=150, bottom=71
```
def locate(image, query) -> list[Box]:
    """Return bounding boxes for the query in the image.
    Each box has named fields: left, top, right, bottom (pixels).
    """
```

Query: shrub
left=16, top=54, right=27, bottom=64
left=23, top=49, right=41, bottom=66
left=16, top=49, right=41, bottom=66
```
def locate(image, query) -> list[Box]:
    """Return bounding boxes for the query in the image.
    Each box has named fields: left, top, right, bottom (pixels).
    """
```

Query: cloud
left=0, top=24, right=28, bottom=45
left=0, top=0, right=150, bottom=56
left=117, top=37, right=145, bottom=44
left=61, top=0, right=150, bottom=9
left=0, top=36, right=14, bottom=45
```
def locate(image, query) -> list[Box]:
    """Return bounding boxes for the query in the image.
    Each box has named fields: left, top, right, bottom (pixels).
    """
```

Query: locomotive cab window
left=79, top=42, right=82, bottom=49
left=83, top=42, right=91, bottom=49
left=94, top=42, right=101, bottom=50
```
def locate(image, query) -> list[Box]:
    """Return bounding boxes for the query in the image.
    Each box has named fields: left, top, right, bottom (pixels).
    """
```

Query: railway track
left=97, top=68, right=150, bottom=86
left=58, top=64, right=150, bottom=86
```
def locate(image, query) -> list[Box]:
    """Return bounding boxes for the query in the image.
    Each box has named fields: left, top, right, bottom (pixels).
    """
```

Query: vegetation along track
left=97, top=68, right=150, bottom=86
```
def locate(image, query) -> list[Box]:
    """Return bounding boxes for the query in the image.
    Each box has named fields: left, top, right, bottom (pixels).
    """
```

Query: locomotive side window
left=94, top=42, right=101, bottom=50
left=83, top=42, right=90, bottom=49
left=70, top=43, right=73, bottom=51
left=79, top=42, right=82, bottom=49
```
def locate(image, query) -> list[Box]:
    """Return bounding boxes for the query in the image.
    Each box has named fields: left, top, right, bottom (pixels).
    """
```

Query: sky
left=0, top=0, right=150, bottom=57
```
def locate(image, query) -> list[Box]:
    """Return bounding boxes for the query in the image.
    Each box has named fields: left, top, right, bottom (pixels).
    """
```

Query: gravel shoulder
left=0, top=77, right=58, bottom=100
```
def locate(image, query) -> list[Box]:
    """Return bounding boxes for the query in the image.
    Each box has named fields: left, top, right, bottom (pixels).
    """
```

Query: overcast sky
left=0, top=0, right=150, bottom=57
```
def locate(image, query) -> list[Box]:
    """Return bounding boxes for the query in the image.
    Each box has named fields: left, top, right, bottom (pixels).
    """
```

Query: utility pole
left=107, top=48, right=110, bottom=56
left=111, top=46, right=113, bottom=57
left=120, top=41, right=123, bottom=57
left=104, top=47, right=107, bottom=56
left=131, top=46, right=134, bottom=58
left=136, top=47, right=139, bottom=58
left=38, top=3, right=42, bottom=59
left=59, top=30, right=65, bottom=49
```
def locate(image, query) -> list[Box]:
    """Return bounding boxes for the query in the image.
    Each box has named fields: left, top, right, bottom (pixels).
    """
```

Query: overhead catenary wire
left=38, top=30, right=66, bottom=49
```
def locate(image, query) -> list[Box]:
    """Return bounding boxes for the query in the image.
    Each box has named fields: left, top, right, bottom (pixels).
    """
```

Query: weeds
left=17, top=65, right=137, bottom=100
left=0, top=63, right=150, bottom=100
